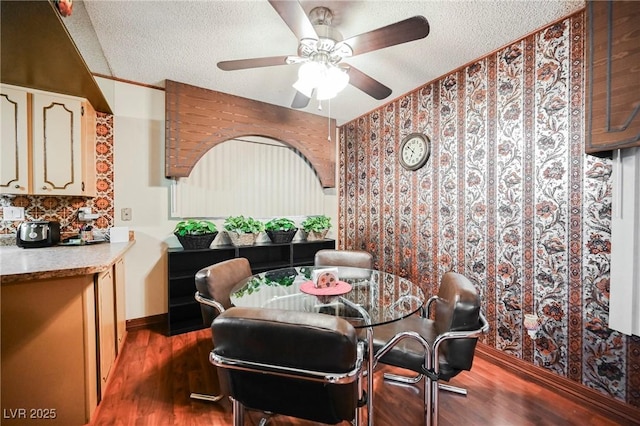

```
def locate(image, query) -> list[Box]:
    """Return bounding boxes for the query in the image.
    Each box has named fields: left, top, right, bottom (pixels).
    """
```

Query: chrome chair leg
left=383, top=372, right=467, bottom=395
left=255, top=411, right=274, bottom=425
left=190, top=392, right=224, bottom=402
left=383, top=371, right=423, bottom=384
left=232, top=398, right=244, bottom=426
left=438, top=383, right=467, bottom=395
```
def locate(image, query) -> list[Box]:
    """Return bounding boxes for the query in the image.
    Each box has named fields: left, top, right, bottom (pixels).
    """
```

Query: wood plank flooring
left=90, top=325, right=634, bottom=425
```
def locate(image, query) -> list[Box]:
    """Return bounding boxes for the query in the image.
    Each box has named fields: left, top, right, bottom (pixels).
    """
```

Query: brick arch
left=165, top=80, right=336, bottom=188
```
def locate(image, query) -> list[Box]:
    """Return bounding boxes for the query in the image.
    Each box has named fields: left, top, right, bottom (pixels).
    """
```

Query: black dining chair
left=314, top=248, right=376, bottom=421
left=372, top=271, right=489, bottom=426
left=210, top=306, right=367, bottom=426
left=314, top=248, right=374, bottom=269
left=314, top=249, right=374, bottom=285
left=191, top=257, right=252, bottom=402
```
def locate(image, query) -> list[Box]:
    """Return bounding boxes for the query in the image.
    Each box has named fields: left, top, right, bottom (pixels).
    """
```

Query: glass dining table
left=230, top=265, right=425, bottom=425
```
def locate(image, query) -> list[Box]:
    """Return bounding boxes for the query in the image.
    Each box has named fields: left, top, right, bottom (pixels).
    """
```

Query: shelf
left=292, top=239, right=336, bottom=264
left=169, top=273, right=200, bottom=281
left=167, top=239, right=335, bottom=335
left=169, top=295, right=198, bottom=309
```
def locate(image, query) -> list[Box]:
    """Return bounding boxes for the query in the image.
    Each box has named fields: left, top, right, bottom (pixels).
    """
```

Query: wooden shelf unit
left=167, top=239, right=335, bottom=335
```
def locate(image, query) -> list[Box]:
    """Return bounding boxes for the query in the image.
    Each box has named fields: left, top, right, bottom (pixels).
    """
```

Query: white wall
left=97, top=78, right=337, bottom=321
left=98, top=78, right=172, bottom=319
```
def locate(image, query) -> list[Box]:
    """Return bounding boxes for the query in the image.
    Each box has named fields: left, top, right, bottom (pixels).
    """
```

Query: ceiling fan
left=217, top=0, right=430, bottom=109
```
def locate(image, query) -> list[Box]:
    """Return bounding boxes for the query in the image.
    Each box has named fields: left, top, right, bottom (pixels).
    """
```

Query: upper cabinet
left=0, top=84, right=96, bottom=196
left=586, top=1, right=640, bottom=153
left=0, top=86, right=29, bottom=193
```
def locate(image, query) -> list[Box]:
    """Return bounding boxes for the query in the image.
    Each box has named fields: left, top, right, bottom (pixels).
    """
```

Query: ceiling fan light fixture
left=294, top=61, right=349, bottom=101
left=318, top=66, right=349, bottom=100
left=293, top=61, right=321, bottom=97
left=293, top=77, right=315, bottom=98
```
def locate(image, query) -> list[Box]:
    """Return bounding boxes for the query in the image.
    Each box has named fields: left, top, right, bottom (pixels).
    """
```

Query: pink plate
left=300, top=280, right=352, bottom=296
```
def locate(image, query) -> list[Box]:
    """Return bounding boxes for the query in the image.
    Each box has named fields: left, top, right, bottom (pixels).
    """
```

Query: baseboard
left=476, top=343, right=640, bottom=424
left=125, top=313, right=167, bottom=332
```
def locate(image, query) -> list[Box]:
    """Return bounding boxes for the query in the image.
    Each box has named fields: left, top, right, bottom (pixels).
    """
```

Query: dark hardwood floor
left=90, top=325, right=633, bottom=426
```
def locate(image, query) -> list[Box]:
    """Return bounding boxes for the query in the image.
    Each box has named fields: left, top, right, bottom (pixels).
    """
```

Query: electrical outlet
left=2, top=206, right=25, bottom=221
left=121, top=208, right=132, bottom=221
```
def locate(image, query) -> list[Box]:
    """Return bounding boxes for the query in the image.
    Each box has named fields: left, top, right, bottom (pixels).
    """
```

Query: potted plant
left=264, top=217, right=298, bottom=244
left=173, top=219, right=218, bottom=250
left=301, top=215, right=332, bottom=241
left=223, top=215, right=264, bottom=246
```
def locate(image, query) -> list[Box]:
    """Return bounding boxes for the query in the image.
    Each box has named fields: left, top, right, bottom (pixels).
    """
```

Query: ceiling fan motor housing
left=293, top=6, right=350, bottom=64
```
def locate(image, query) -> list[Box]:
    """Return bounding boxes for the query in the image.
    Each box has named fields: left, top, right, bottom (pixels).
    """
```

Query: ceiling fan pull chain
left=327, top=100, right=331, bottom=142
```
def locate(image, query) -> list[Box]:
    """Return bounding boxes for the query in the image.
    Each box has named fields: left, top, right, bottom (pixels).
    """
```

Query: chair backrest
left=194, top=257, right=252, bottom=326
left=434, top=272, right=481, bottom=373
left=211, top=307, right=363, bottom=424
left=314, top=249, right=373, bottom=269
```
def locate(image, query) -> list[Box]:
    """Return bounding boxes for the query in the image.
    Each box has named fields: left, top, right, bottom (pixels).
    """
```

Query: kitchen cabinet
left=0, top=86, right=28, bottom=193
left=96, top=268, right=116, bottom=396
left=114, top=256, right=127, bottom=354
left=586, top=1, right=640, bottom=153
left=0, top=243, right=131, bottom=425
left=1, top=274, right=98, bottom=425
left=167, top=239, right=335, bottom=335
left=0, top=84, right=96, bottom=196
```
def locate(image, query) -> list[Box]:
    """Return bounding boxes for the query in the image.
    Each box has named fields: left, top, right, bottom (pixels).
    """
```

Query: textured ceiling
left=63, top=0, right=584, bottom=125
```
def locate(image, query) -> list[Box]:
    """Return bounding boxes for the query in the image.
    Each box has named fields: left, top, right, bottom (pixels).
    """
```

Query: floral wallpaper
left=0, top=112, right=114, bottom=237
left=338, top=12, right=640, bottom=408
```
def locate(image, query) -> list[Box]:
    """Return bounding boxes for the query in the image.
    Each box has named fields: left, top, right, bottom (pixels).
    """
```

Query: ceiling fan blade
left=345, top=65, right=392, bottom=100
left=217, top=56, right=290, bottom=71
left=341, top=16, right=430, bottom=57
left=291, top=91, right=311, bottom=109
left=268, top=0, right=317, bottom=41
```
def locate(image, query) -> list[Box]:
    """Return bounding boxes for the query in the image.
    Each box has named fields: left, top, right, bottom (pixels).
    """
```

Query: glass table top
left=231, top=266, right=424, bottom=328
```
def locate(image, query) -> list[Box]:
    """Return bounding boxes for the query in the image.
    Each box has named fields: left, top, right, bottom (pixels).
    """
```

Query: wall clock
left=399, top=133, right=431, bottom=171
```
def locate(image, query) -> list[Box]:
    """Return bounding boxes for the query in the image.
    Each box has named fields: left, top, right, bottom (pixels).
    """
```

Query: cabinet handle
left=42, top=186, right=48, bottom=190
left=14, top=184, right=20, bottom=189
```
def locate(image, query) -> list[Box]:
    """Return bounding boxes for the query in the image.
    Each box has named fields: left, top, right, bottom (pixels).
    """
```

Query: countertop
left=0, top=241, right=134, bottom=284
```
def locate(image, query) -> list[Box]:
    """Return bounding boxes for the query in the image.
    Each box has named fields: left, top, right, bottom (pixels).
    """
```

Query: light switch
left=2, top=206, right=25, bottom=221
left=121, top=208, right=132, bottom=221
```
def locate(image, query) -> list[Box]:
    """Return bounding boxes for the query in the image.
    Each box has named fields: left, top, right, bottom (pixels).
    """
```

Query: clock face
left=399, top=133, right=430, bottom=170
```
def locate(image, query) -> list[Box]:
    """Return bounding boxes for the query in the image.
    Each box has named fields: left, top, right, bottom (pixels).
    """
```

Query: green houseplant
left=173, top=219, right=218, bottom=250
left=264, top=217, right=298, bottom=244
left=223, top=215, right=264, bottom=246
left=301, top=215, right=332, bottom=241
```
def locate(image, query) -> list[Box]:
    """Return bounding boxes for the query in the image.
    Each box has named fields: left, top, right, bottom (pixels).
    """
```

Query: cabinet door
left=586, top=1, right=640, bottom=152
left=96, top=268, right=116, bottom=396
left=0, top=86, right=29, bottom=194
left=82, top=100, right=97, bottom=197
left=31, top=92, right=84, bottom=195
left=114, top=257, right=126, bottom=354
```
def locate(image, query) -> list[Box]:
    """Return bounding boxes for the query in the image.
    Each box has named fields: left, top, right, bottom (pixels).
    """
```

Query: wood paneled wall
left=164, top=80, right=336, bottom=188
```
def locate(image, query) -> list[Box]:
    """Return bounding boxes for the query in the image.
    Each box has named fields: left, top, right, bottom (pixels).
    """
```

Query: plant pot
left=175, top=232, right=218, bottom=250
left=266, top=229, right=298, bottom=244
left=226, top=231, right=258, bottom=246
left=304, top=229, right=328, bottom=241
